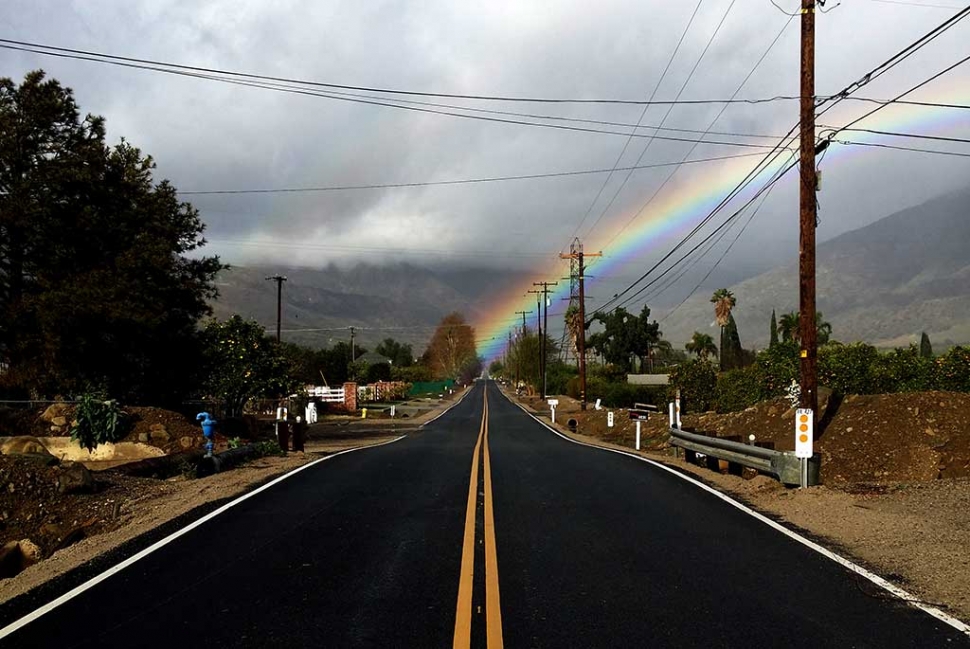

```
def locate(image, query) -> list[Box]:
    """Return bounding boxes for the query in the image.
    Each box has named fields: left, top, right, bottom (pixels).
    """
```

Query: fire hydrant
left=196, top=412, right=217, bottom=457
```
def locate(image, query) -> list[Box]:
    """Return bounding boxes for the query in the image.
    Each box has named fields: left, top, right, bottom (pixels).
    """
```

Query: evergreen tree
left=769, top=309, right=779, bottom=348
left=721, top=313, right=744, bottom=371
left=919, top=332, right=933, bottom=358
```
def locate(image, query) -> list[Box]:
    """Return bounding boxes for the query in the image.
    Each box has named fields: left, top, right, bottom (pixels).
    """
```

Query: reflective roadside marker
left=607, top=411, right=614, bottom=428
left=795, top=408, right=813, bottom=459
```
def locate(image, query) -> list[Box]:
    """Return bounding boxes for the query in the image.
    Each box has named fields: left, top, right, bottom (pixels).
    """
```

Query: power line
left=565, top=0, right=706, bottom=246
left=834, top=127, right=970, bottom=145
left=580, top=0, right=744, bottom=244
left=868, top=0, right=966, bottom=9
left=210, top=239, right=555, bottom=258
left=180, top=151, right=769, bottom=195
left=835, top=139, right=970, bottom=157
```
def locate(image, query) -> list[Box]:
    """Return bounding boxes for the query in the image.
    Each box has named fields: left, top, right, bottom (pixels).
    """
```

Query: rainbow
left=474, top=82, right=970, bottom=363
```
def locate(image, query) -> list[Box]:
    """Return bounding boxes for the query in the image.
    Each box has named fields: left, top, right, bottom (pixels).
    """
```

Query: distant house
left=356, top=352, right=392, bottom=367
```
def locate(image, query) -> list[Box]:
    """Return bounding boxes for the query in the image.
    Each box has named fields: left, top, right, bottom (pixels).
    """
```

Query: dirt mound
left=530, top=390, right=970, bottom=486
left=0, top=455, right=163, bottom=568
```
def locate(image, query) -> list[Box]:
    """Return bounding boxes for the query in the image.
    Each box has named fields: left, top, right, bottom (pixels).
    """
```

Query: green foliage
left=70, top=394, right=129, bottom=452
left=685, top=332, right=717, bottom=360
left=756, top=341, right=800, bottom=397
left=668, top=359, right=717, bottom=413
left=376, top=338, right=414, bottom=367
left=392, top=364, right=433, bottom=383
left=252, top=440, right=284, bottom=457
left=931, top=346, right=970, bottom=392
left=488, top=360, right=504, bottom=377
left=587, top=305, right=662, bottom=373
left=714, top=365, right=764, bottom=413
left=769, top=309, right=779, bottom=348
left=585, top=379, right=663, bottom=409
left=720, top=313, right=744, bottom=371
left=228, top=436, right=242, bottom=449
left=0, top=71, right=223, bottom=404
left=201, top=316, right=298, bottom=416
left=920, top=332, right=933, bottom=359
left=545, top=360, right=577, bottom=396
left=365, top=361, right=392, bottom=383
left=818, top=342, right=881, bottom=395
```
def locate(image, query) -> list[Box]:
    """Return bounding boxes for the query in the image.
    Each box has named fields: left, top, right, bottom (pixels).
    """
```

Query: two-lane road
left=1, top=380, right=966, bottom=647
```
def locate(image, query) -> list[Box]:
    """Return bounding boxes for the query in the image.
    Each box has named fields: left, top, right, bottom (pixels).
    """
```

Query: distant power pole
left=799, top=0, right=819, bottom=415
left=533, top=281, right=558, bottom=399
left=265, top=275, right=287, bottom=343
left=561, top=239, right=601, bottom=411
left=527, top=289, right=542, bottom=393
left=350, top=326, right=357, bottom=363
left=514, top=310, right=532, bottom=387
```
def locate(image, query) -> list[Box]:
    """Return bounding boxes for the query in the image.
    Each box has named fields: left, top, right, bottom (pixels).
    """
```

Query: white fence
left=306, top=386, right=346, bottom=403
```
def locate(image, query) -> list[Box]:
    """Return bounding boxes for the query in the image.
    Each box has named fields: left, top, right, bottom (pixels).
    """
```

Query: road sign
left=547, top=399, right=559, bottom=407
left=795, top=408, right=813, bottom=458
left=607, top=411, right=614, bottom=428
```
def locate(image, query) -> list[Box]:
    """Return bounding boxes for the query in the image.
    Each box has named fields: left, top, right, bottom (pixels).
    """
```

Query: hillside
left=658, top=187, right=970, bottom=349
left=210, top=263, right=525, bottom=351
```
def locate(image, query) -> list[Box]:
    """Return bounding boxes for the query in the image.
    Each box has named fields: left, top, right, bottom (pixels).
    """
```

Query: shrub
left=70, top=394, right=129, bottom=452
left=756, top=341, right=800, bottom=397
left=714, top=365, right=763, bottom=413
left=872, top=345, right=932, bottom=393
left=668, top=359, right=717, bottom=413
left=931, top=346, right=970, bottom=391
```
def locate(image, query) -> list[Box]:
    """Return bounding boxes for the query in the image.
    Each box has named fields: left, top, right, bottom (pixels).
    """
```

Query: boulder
left=57, top=462, right=95, bottom=494
left=1, top=436, right=49, bottom=456
left=19, top=539, right=41, bottom=565
left=0, top=539, right=42, bottom=579
left=51, top=416, right=68, bottom=427
left=40, top=403, right=72, bottom=423
left=179, top=436, right=194, bottom=449
left=149, top=424, right=170, bottom=444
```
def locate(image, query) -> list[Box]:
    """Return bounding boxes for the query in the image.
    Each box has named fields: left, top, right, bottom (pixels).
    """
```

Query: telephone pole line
left=533, top=281, right=558, bottom=399
left=799, top=0, right=819, bottom=415
left=561, top=239, right=601, bottom=411
left=264, top=275, right=287, bottom=343
left=514, top=310, right=531, bottom=388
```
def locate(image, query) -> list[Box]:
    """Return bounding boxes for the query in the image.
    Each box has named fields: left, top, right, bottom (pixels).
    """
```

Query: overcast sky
left=2, top=0, right=969, bottom=306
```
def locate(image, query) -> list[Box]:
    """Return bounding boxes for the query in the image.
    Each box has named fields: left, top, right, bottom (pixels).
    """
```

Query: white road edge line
left=420, top=384, right=474, bottom=427
left=0, top=434, right=407, bottom=640
left=503, top=393, right=970, bottom=637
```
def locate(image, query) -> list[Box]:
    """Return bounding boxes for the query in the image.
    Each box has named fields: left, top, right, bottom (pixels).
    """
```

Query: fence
left=305, top=386, right=346, bottom=403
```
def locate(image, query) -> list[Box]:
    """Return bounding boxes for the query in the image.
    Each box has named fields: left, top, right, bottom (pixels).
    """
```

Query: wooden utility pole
left=533, top=281, right=558, bottom=399
left=265, top=275, right=287, bottom=343
left=799, top=0, right=819, bottom=415
left=514, top=310, right=531, bottom=387
left=350, top=326, right=357, bottom=363
left=561, top=241, right=601, bottom=411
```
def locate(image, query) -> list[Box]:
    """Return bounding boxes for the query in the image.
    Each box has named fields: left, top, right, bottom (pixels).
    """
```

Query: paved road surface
left=1, top=380, right=966, bottom=647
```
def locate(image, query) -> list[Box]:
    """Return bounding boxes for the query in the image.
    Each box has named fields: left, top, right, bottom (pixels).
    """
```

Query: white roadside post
left=669, top=403, right=676, bottom=429
left=595, top=398, right=602, bottom=411
left=795, top=408, right=814, bottom=488
left=636, top=421, right=641, bottom=451
left=607, top=411, right=614, bottom=428
left=548, top=398, right=559, bottom=424
left=674, top=390, right=682, bottom=429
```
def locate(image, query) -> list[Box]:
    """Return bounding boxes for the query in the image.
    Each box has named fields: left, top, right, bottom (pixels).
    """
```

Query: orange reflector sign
left=795, top=408, right=813, bottom=458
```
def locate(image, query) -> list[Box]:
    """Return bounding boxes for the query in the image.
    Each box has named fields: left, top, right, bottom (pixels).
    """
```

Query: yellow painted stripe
left=483, top=389, right=505, bottom=648
left=453, top=390, right=485, bottom=649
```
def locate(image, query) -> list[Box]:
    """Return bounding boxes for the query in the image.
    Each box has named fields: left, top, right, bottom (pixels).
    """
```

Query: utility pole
left=350, top=326, right=356, bottom=363
left=533, top=281, right=558, bottom=399
left=514, top=310, right=531, bottom=389
left=527, top=290, right=542, bottom=395
left=799, top=0, right=819, bottom=416
left=561, top=239, right=601, bottom=411
left=265, top=275, right=287, bottom=343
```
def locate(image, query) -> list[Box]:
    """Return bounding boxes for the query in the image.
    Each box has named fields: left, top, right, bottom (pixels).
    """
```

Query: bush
left=70, top=394, right=129, bottom=452
left=931, top=346, right=970, bottom=391
left=714, top=365, right=763, bottom=413
left=668, top=359, right=717, bottom=413
left=756, top=341, right=800, bottom=397
left=872, top=345, right=932, bottom=393
left=547, top=362, right=577, bottom=396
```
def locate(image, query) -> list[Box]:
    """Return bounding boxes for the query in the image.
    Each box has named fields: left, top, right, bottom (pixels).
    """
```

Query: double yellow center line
left=454, top=387, right=503, bottom=648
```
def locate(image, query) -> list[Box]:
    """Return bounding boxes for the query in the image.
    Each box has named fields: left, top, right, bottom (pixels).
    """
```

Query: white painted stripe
left=0, top=435, right=407, bottom=640
left=501, top=392, right=970, bottom=636
left=420, top=384, right=474, bottom=427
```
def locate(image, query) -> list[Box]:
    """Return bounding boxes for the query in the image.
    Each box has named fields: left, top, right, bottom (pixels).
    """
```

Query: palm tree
left=685, top=332, right=717, bottom=360
left=779, top=311, right=799, bottom=343
left=779, top=311, right=833, bottom=344
left=711, top=289, right=736, bottom=366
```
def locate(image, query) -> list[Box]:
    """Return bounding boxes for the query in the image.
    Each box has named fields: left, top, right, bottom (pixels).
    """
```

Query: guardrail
left=668, top=427, right=819, bottom=486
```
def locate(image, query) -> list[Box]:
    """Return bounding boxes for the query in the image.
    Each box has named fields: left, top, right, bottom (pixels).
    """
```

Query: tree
left=769, top=309, right=779, bottom=348
left=720, top=313, right=744, bottom=371
left=424, top=312, right=477, bottom=380
left=0, top=71, right=223, bottom=403
left=778, top=311, right=832, bottom=345
left=376, top=338, right=414, bottom=367
left=587, top=305, right=662, bottom=372
left=201, top=316, right=295, bottom=416
left=919, top=331, right=933, bottom=358
left=685, top=332, right=718, bottom=360
left=711, top=288, right=736, bottom=368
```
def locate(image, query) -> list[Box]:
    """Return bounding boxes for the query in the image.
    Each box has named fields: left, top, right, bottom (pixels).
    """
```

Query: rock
left=2, top=436, right=49, bottom=456
left=149, top=424, right=170, bottom=444
left=0, top=541, right=23, bottom=578
left=57, top=462, right=95, bottom=494
left=51, top=416, right=68, bottom=427
left=19, top=539, right=41, bottom=565
left=40, top=403, right=72, bottom=423
left=179, top=436, right=194, bottom=449
left=137, top=433, right=150, bottom=443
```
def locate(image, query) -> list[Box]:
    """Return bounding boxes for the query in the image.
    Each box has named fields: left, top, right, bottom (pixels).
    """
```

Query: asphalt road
left=1, top=380, right=966, bottom=647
